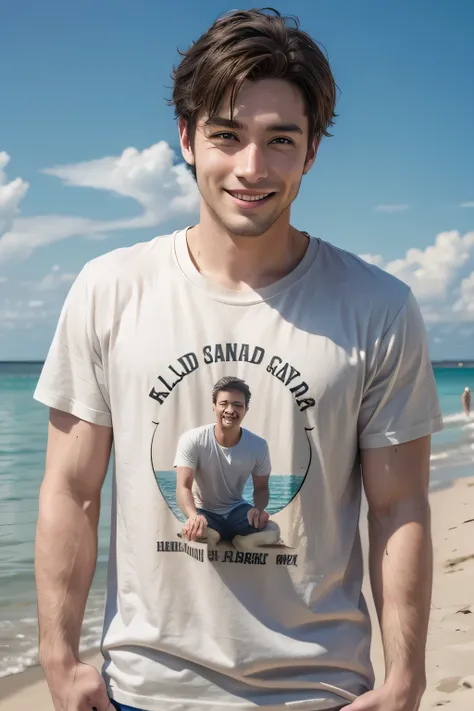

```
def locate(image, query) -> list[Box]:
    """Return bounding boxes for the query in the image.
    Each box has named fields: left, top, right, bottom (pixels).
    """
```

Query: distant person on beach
left=175, top=376, right=277, bottom=546
left=462, top=386, right=471, bottom=416
left=33, top=8, right=443, bottom=711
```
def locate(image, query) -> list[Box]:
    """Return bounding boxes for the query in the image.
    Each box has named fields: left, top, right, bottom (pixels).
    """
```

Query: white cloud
left=374, top=204, right=409, bottom=213
left=0, top=142, right=199, bottom=262
left=461, top=202, right=474, bottom=208
left=359, top=230, right=474, bottom=323
left=453, top=271, right=474, bottom=317
left=0, top=276, right=8, bottom=283
left=0, top=298, right=52, bottom=330
left=358, top=253, right=384, bottom=267
left=42, top=143, right=198, bottom=223
left=37, top=264, right=76, bottom=291
left=0, top=153, right=29, bottom=236
left=362, top=231, right=474, bottom=303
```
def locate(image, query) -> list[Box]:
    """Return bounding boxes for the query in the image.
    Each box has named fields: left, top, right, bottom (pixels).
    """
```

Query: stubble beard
left=201, top=185, right=299, bottom=239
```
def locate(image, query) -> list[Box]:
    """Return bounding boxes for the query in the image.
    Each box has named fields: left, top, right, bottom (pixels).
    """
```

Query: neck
left=214, top=424, right=242, bottom=448
left=186, top=205, right=309, bottom=291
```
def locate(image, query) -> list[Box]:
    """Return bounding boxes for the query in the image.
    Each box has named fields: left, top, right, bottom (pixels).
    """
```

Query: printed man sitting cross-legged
left=174, top=376, right=280, bottom=549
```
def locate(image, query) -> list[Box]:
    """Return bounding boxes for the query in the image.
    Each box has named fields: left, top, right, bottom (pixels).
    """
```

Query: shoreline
left=1, top=474, right=474, bottom=710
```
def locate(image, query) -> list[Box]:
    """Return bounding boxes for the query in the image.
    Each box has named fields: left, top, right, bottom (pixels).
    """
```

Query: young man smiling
left=34, top=8, right=442, bottom=711
left=175, top=376, right=275, bottom=545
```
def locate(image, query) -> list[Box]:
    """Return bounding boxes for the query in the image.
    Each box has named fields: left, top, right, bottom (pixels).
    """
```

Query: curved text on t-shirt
left=148, top=343, right=316, bottom=412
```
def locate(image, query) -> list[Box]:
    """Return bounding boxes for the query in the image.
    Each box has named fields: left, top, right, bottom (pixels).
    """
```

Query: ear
left=178, top=118, right=195, bottom=168
left=303, top=136, right=321, bottom=175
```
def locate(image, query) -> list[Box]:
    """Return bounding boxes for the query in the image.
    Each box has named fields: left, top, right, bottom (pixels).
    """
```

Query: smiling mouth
left=226, top=190, right=275, bottom=203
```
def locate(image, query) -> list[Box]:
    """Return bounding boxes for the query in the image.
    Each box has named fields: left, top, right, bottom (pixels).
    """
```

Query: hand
left=348, top=680, right=424, bottom=710
left=182, top=514, right=208, bottom=541
left=45, top=660, right=111, bottom=711
left=247, top=507, right=270, bottom=529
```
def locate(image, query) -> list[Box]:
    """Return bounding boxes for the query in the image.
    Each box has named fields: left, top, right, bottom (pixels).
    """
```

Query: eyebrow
left=205, top=116, right=304, bottom=135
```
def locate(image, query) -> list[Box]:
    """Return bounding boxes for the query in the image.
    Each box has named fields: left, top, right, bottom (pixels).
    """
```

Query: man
left=34, top=8, right=442, bottom=711
left=461, top=386, right=471, bottom=416
left=175, top=376, right=277, bottom=546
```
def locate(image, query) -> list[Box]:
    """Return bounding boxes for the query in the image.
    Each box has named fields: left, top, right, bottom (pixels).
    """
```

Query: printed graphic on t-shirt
left=149, top=341, right=316, bottom=565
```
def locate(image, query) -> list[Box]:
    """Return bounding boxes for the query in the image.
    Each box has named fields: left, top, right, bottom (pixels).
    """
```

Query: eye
left=271, top=137, right=294, bottom=145
left=212, top=132, right=238, bottom=141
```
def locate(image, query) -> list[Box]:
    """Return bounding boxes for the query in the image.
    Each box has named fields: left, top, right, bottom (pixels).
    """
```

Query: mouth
left=222, top=415, right=236, bottom=424
left=225, top=190, right=276, bottom=209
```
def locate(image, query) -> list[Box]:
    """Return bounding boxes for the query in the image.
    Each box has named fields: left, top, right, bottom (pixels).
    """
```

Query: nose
left=234, top=143, right=268, bottom=183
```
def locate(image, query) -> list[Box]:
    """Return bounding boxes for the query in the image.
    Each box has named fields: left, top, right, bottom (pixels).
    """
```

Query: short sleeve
left=358, top=290, right=443, bottom=449
left=174, top=431, right=198, bottom=469
left=253, top=441, right=272, bottom=477
left=33, top=265, right=112, bottom=427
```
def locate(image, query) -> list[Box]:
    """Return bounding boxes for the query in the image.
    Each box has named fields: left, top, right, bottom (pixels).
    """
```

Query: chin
left=226, top=220, right=274, bottom=238
left=213, top=211, right=279, bottom=238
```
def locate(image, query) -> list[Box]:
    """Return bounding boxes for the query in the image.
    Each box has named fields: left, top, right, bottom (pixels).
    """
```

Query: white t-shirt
left=34, top=228, right=443, bottom=711
left=174, top=424, right=271, bottom=514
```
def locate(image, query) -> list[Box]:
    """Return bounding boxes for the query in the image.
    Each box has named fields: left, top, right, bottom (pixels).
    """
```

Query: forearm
left=368, top=497, right=432, bottom=687
left=35, top=483, right=99, bottom=670
left=176, top=485, right=198, bottom=518
left=253, top=487, right=269, bottom=512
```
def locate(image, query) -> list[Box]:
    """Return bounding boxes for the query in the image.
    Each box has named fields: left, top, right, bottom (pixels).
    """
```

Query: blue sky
left=1, top=0, right=473, bottom=360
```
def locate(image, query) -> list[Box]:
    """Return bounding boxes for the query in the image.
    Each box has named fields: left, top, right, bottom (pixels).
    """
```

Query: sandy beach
left=1, top=476, right=473, bottom=711
left=362, top=476, right=474, bottom=709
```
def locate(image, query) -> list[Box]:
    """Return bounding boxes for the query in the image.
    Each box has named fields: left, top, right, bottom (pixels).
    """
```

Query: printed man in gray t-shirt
left=174, top=376, right=279, bottom=547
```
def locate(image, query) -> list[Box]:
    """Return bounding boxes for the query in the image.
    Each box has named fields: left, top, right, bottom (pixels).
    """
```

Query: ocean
left=156, top=470, right=305, bottom=522
left=1, top=361, right=473, bottom=678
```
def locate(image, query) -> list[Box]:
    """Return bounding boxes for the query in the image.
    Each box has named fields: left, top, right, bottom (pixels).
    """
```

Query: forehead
left=202, top=78, right=308, bottom=132
left=216, top=389, right=246, bottom=402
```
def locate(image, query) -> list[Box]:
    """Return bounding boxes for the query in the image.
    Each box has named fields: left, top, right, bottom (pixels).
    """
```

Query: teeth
left=232, top=193, right=271, bottom=202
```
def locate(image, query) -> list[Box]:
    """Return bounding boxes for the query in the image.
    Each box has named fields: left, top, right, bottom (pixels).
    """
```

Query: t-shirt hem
left=359, top=413, right=444, bottom=449
left=108, top=686, right=350, bottom=711
left=33, top=386, right=113, bottom=427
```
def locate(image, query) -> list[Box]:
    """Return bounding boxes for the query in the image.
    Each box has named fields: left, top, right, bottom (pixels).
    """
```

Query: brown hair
left=212, top=377, right=251, bottom=408
left=169, top=7, right=337, bottom=159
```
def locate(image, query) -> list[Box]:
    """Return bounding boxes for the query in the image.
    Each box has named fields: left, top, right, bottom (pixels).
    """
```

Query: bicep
left=361, top=435, right=431, bottom=515
left=41, top=408, right=113, bottom=503
left=176, top=466, right=195, bottom=489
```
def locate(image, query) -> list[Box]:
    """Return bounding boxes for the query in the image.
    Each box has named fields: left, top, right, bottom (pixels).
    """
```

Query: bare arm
left=176, top=466, right=198, bottom=518
left=247, top=474, right=270, bottom=529
left=35, top=408, right=112, bottom=672
left=252, top=473, right=270, bottom=512
left=360, top=435, right=432, bottom=705
left=175, top=466, right=208, bottom=542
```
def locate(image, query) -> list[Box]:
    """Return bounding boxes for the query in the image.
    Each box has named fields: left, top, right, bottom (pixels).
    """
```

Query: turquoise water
left=0, top=362, right=473, bottom=677
left=156, top=470, right=305, bottom=522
